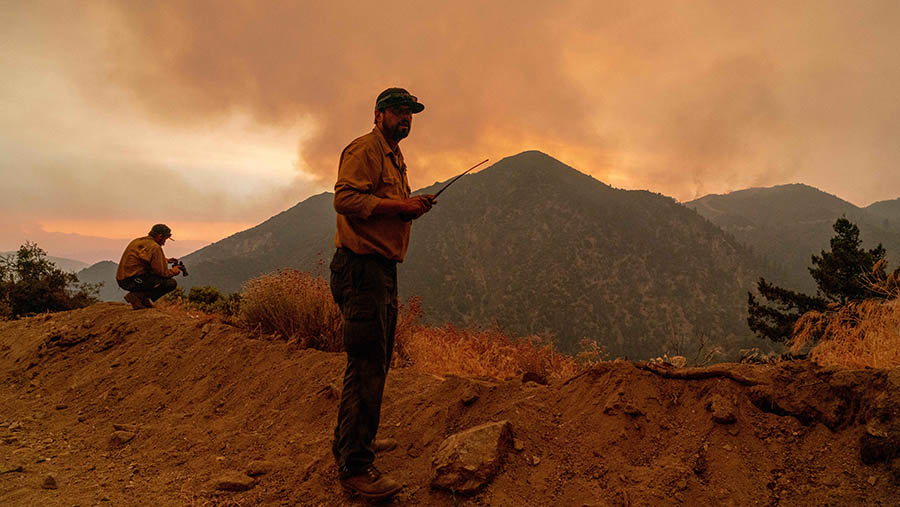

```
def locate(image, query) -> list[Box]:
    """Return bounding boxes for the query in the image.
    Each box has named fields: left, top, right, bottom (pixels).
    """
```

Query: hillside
left=1, top=252, right=88, bottom=274
left=868, top=198, right=900, bottom=225
left=685, top=184, right=900, bottom=293
left=2, top=305, right=899, bottom=505
left=75, top=261, right=121, bottom=302
left=182, top=151, right=767, bottom=359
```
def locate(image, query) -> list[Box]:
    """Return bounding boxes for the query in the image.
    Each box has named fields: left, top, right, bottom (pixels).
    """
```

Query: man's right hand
left=401, top=195, right=435, bottom=219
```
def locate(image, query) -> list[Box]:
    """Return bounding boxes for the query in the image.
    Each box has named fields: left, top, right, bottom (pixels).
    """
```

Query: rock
left=860, top=419, right=900, bottom=465
left=513, top=439, right=525, bottom=452
left=211, top=471, right=257, bottom=492
left=522, top=372, right=548, bottom=385
left=0, top=465, right=24, bottom=474
left=113, top=423, right=138, bottom=433
left=110, top=431, right=135, bottom=446
left=461, top=386, right=479, bottom=405
left=245, top=460, right=274, bottom=477
left=707, top=395, right=736, bottom=424
left=41, top=473, right=58, bottom=489
left=431, top=420, right=513, bottom=494
left=55, top=404, right=68, bottom=410
left=669, top=356, right=687, bottom=368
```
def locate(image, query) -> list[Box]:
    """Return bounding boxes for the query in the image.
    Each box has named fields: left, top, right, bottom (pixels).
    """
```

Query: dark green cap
left=149, top=223, right=173, bottom=239
left=375, top=87, right=424, bottom=113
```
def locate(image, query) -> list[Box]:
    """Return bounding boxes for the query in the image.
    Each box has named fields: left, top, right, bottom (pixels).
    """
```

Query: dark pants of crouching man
left=329, top=247, right=398, bottom=477
left=117, top=273, right=177, bottom=302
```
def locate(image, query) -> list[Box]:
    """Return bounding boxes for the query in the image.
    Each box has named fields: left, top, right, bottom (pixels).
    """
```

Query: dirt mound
left=1, top=303, right=899, bottom=505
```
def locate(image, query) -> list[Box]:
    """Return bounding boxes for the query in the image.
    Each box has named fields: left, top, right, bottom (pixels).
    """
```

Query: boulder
left=431, top=420, right=513, bottom=494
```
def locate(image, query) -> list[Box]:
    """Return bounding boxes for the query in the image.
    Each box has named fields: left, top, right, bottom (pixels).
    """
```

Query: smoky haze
left=2, top=1, right=900, bottom=262
left=87, top=1, right=900, bottom=202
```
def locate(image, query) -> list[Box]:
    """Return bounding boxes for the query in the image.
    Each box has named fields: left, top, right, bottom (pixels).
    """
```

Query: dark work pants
left=117, top=273, right=177, bottom=302
left=329, top=248, right=398, bottom=477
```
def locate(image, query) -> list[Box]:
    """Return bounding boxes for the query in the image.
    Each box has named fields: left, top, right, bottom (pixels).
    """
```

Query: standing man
left=330, top=88, right=435, bottom=500
left=116, top=224, right=181, bottom=309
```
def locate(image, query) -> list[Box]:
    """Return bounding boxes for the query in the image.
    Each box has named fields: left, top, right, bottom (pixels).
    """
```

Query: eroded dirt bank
left=1, top=303, right=899, bottom=506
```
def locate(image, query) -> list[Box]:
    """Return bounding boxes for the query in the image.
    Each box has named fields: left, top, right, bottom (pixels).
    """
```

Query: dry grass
left=236, top=271, right=585, bottom=381
left=792, top=264, right=900, bottom=369
left=791, top=297, right=900, bottom=368
left=239, top=269, right=343, bottom=351
left=395, top=298, right=582, bottom=382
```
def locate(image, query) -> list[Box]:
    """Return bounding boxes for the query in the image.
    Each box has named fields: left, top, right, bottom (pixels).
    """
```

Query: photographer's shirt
left=116, top=236, right=175, bottom=280
left=333, top=127, right=412, bottom=262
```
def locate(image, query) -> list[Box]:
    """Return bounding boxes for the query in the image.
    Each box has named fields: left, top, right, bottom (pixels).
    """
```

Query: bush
left=395, top=298, right=581, bottom=381
left=791, top=261, right=900, bottom=368
left=239, top=269, right=343, bottom=351
left=0, top=242, right=99, bottom=319
left=161, top=285, right=240, bottom=316
left=239, top=270, right=587, bottom=381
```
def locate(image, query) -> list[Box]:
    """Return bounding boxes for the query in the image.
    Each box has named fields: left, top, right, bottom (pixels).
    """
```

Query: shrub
left=395, top=300, right=580, bottom=381
left=239, top=269, right=343, bottom=351
left=239, top=270, right=587, bottom=381
left=161, top=285, right=240, bottom=315
left=792, top=298, right=900, bottom=368
left=0, top=242, right=98, bottom=319
left=791, top=262, right=900, bottom=368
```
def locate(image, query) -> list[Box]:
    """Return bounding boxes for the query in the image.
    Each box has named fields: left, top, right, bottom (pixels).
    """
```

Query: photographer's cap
left=149, top=223, right=174, bottom=240
left=375, top=87, right=424, bottom=113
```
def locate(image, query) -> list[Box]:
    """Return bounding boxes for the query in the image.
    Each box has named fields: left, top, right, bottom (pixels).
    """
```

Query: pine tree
left=748, top=217, right=888, bottom=342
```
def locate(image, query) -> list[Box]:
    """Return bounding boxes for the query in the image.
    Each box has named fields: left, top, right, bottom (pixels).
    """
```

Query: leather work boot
left=373, top=438, right=398, bottom=453
left=340, top=465, right=402, bottom=501
left=124, top=292, right=145, bottom=310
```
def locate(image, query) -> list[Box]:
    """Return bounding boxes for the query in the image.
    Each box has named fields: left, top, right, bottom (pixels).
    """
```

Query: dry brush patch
left=396, top=298, right=581, bottom=381
left=238, top=269, right=343, bottom=351
left=236, top=271, right=583, bottom=381
left=792, top=296, right=900, bottom=369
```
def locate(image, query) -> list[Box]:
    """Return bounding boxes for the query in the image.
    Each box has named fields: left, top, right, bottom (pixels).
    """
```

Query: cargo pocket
left=343, top=295, right=382, bottom=356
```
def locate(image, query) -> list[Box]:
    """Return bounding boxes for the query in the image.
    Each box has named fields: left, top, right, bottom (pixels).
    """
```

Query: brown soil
left=1, top=303, right=899, bottom=506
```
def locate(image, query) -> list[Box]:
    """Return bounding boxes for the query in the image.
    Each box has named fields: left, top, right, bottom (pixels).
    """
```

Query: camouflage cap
left=375, top=87, right=425, bottom=113
left=149, top=223, right=173, bottom=239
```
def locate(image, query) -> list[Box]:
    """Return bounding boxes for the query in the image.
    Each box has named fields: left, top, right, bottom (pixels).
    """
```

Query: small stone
left=522, top=371, right=548, bottom=385
left=211, top=471, right=257, bottom=491
left=461, top=387, right=479, bottom=405
left=41, top=474, right=58, bottom=489
left=55, top=404, right=68, bottom=410
left=723, top=444, right=733, bottom=451
left=245, top=460, right=274, bottom=477
left=110, top=431, right=135, bottom=446
left=0, top=465, right=24, bottom=474
left=707, top=395, right=736, bottom=424
left=868, top=476, right=878, bottom=486
left=669, top=356, right=687, bottom=368
left=531, top=455, right=541, bottom=466
left=513, top=439, right=525, bottom=452
left=113, top=423, right=138, bottom=433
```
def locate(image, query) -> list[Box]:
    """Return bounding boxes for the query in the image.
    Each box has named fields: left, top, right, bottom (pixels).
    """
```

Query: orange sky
left=2, top=1, right=899, bottom=263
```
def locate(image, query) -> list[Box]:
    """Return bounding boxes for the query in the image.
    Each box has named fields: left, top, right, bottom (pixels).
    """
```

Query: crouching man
left=116, top=224, right=181, bottom=309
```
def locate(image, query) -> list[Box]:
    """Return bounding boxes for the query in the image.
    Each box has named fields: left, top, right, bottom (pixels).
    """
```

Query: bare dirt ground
left=1, top=303, right=899, bottom=506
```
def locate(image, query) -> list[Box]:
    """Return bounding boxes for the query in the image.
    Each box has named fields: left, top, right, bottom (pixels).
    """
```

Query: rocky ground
left=1, top=303, right=900, bottom=506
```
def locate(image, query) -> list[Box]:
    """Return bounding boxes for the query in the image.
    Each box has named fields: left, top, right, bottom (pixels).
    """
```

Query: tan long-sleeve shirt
left=116, top=236, right=175, bottom=280
left=333, top=127, right=412, bottom=261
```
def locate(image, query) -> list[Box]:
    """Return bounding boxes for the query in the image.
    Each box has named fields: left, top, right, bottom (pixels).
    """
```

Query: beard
left=385, top=121, right=410, bottom=141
